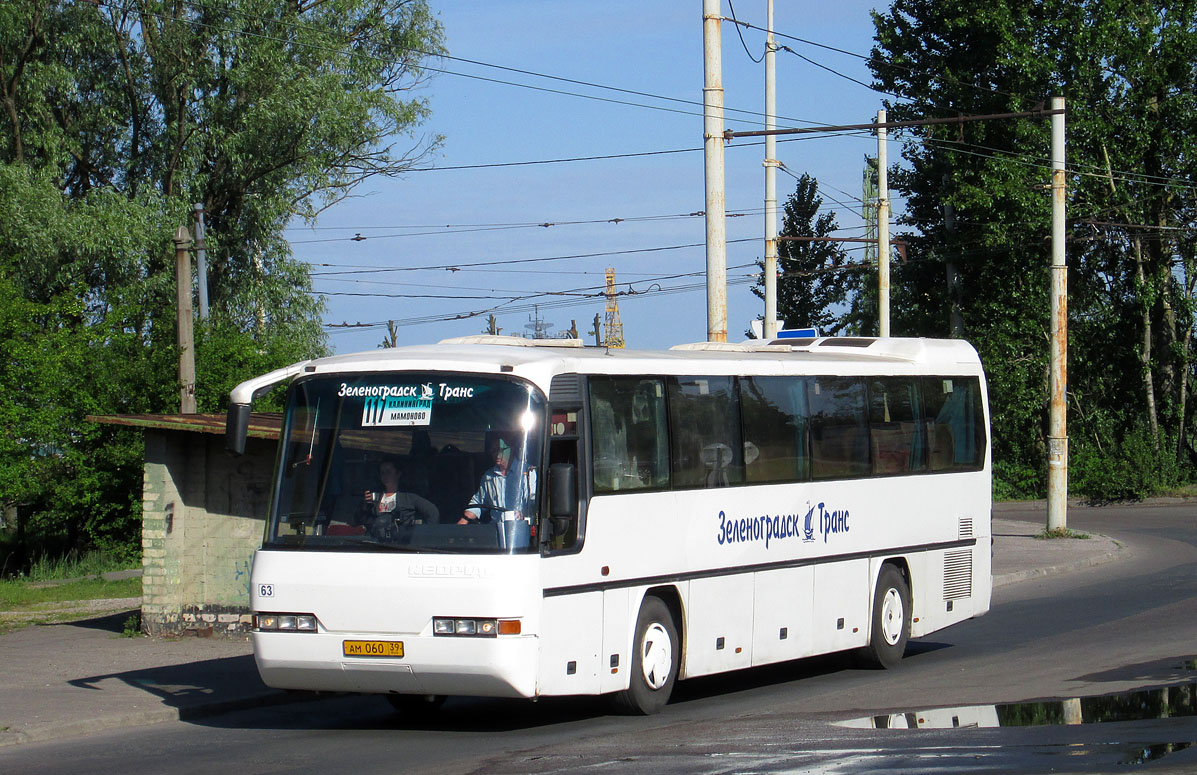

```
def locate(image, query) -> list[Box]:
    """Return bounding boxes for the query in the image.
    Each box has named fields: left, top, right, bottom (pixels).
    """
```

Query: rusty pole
left=1047, top=96, right=1068, bottom=531
left=703, top=0, right=727, bottom=342
left=174, top=226, right=197, bottom=414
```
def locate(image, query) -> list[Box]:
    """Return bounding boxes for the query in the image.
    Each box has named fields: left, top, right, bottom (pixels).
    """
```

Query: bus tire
left=386, top=693, right=446, bottom=714
left=612, top=596, right=678, bottom=715
left=866, top=564, right=910, bottom=669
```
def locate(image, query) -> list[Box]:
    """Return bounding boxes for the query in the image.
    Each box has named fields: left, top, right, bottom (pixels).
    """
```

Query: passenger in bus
left=458, top=437, right=537, bottom=524
left=361, top=459, right=438, bottom=535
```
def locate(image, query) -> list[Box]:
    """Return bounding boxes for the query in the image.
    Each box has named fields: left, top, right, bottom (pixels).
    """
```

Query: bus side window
left=588, top=377, right=668, bottom=492
left=629, top=380, right=669, bottom=488
left=809, top=377, right=870, bottom=480
left=668, top=376, right=743, bottom=488
left=741, top=376, right=809, bottom=483
left=922, top=377, right=985, bottom=471
left=868, top=377, right=925, bottom=475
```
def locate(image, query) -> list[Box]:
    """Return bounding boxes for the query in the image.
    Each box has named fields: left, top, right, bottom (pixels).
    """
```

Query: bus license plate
left=343, top=640, right=404, bottom=658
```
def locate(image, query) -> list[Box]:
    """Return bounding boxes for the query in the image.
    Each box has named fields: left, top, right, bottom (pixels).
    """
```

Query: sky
left=287, top=1, right=894, bottom=354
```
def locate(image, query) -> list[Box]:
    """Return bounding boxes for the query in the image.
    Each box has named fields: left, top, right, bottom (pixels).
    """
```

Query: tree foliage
left=864, top=0, right=1197, bottom=497
left=752, top=173, right=855, bottom=336
left=0, top=0, right=444, bottom=567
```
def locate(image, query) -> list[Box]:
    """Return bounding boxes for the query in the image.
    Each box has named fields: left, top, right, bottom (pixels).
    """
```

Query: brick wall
left=141, top=429, right=275, bottom=637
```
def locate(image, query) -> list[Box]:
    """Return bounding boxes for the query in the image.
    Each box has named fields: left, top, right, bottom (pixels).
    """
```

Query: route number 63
left=258, top=584, right=275, bottom=598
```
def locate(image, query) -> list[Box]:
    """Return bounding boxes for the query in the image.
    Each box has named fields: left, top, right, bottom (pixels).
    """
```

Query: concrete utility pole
left=703, top=0, right=727, bottom=342
left=1047, top=96, right=1069, bottom=531
left=193, top=203, right=209, bottom=320
left=762, top=0, right=779, bottom=339
left=877, top=109, right=891, bottom=337
left=174, top=226, right=197, bottom=414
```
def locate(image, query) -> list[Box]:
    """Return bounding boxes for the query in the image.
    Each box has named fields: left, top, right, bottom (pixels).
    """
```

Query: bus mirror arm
left=225, top=359, right=312, bottom=455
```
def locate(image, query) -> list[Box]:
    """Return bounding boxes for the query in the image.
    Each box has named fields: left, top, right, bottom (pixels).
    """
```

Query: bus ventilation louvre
left=943, top=518, right=975, bottom=601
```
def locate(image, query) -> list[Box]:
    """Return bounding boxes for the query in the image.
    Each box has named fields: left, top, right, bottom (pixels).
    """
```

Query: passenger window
left=741, top=376, right=809, bottom=483
left=668, top=376, right=743, bottom=488
left=868, top=377, right=925, bottom=475
left=922, top=377, right=986, bottom=471
left=588, top=377, right=669, bottom=492
left=808, top=377, right=870, bottom=479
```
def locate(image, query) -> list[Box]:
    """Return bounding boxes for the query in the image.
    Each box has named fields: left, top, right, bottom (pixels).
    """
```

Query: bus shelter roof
left=87, top=412, right=282, bottom=440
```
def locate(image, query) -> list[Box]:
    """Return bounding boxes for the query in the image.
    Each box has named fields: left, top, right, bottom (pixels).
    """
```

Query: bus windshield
left=268, top=374, right=546, bottom=555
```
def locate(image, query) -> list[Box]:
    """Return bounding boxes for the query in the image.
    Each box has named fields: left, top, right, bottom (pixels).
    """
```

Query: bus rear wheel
left=612, top=596, right=678, bottom=715
left=865, top=564, right=910, bottom=669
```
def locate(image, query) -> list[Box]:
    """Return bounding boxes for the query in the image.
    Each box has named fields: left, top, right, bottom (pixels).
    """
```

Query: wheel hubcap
left=640, top=622, right=673, bottom=690
left=880, top=588, right=904, bottom=645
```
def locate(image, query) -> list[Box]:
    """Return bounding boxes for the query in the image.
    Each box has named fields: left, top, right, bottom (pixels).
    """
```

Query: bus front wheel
left=612, top=596, right=678, bottom=715
left=866, top=564, right=910, bottom=669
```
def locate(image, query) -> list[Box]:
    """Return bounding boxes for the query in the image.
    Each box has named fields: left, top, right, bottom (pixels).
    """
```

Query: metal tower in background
left=862, top=156, right=878, bottom=267
left=603, top=268, right=625, bottom=348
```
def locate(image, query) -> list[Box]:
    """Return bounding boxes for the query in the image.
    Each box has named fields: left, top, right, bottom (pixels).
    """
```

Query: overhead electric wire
left=727, top=0, right=765, bottom=63
left=99, top=0, right=843, bottom=132
left=724, top=16, right=1037, bottom=110
left=95, top=0, right=1185, bottom=197
left=778, top=44, right=907, bottom=102
left=324, top=267, right=763, bottom=332
left=307, top=237, right=761, bottom=277
left=916, top=137, right=1197, bottom=193
left=288, top=207, right=765, bottom=244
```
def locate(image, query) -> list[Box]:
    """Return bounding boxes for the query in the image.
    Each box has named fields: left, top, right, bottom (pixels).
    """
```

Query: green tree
left=869, top=0, right=1197, bottom=497
left=752, top=173, right=854, bottom=336
left=0, top=0, right=445, bottom=567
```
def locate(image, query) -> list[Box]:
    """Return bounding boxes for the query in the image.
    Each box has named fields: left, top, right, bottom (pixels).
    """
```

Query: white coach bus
left=225, top=335, right=991, bottom=714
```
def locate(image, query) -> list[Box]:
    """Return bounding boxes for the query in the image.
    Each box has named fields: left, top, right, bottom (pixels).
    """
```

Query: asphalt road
left=3, top=502, right=1195, bottom=774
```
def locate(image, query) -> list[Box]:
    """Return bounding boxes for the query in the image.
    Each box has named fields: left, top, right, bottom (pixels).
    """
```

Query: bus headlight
left=432, top=617, right=521, bottom=637
left=255, top=612, right=317, bottom=632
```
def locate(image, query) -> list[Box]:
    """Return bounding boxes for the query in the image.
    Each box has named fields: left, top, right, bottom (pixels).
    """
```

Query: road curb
left=992, top=535, right=1128, bottom=588
left=0, top=688, right=314, bottom=748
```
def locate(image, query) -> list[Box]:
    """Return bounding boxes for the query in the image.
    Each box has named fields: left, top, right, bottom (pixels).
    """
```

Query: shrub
left=1071, top=425, right=1181, bottom=502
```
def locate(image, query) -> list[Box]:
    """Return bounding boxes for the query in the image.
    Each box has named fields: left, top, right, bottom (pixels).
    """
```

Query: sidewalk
left=0, top=515, right=1126, bottom=748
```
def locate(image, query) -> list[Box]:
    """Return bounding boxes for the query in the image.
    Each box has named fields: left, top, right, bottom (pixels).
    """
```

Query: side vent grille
left=958, top=518, right=974, bottom=540
left=943, top=549, right=973, bottom=600
left=549, top=374, right=583, bottom=406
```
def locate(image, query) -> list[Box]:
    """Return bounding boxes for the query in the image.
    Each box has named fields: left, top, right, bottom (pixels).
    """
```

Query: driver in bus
left=362, top=459, right=438, bottom=537
left=458, top=437, right=537, bottom=524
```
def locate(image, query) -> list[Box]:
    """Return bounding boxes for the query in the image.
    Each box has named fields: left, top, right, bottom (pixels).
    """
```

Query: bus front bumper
left=253, top=630, right=539, bottom=698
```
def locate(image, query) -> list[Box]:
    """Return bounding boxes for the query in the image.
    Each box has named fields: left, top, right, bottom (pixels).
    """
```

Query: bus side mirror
left=549, top=463, right=577, bottom=519
left=226, top=403, right=250, bottom=455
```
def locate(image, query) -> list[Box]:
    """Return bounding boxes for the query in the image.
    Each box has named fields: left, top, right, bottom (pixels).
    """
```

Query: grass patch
left=0, top=576, right=142, bottom=609
left=22, top=551, right=137, bottom=583
left=1036, top=527, right=1090, bottom=540
left=1158, top=483, right=1197, bottom=498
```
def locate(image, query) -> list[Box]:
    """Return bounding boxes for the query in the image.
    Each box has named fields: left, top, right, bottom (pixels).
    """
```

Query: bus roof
left=275, top=336, right=984, bottom=398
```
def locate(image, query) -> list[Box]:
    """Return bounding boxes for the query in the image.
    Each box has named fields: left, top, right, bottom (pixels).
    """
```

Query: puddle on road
left=837, top=679, right=1197, bottom=730
left=1124, top=742, right=1193, bottom=766
left=835, top=681, right=1197, bottom=766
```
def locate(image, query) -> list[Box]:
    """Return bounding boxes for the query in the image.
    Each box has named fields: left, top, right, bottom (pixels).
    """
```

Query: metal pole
left=877, top=109, right=891, bottom=337
left=193, top=203, right=209, bottom=320
left=763, top=0, right=778, bottom=339
left=1047, top=96, right=1068, bottom=532
left=174, top=226, right=197, bottom=414
left=703, top=0, right=727, bottom=343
